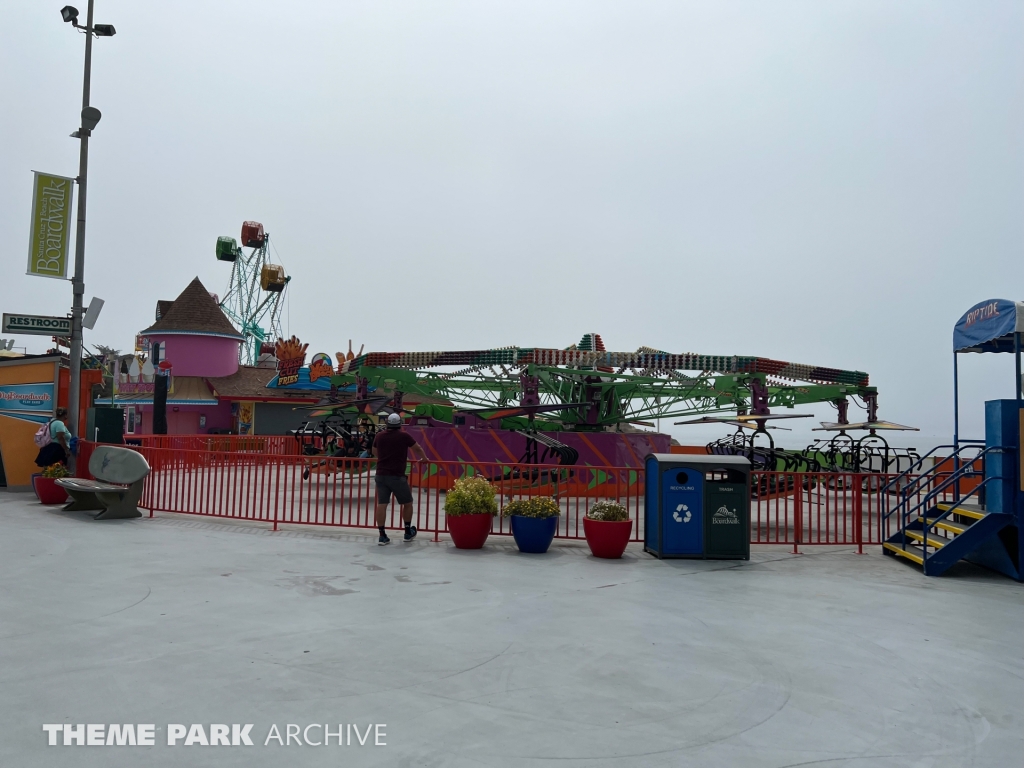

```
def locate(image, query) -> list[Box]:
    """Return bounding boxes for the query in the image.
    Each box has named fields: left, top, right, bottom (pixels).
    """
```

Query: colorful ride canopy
left=338, top=348, right=869, bottom=387
left=953, top=299, right=1024, bottom=353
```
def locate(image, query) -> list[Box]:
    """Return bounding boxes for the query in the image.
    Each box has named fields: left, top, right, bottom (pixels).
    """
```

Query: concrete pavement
left=1, top=492, right=1021, bottom=767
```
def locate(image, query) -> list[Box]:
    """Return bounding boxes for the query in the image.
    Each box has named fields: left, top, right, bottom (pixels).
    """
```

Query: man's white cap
left=386, top=413, right=402, bottom=427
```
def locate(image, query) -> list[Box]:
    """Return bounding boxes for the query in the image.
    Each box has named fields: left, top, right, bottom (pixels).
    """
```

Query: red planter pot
left=34, top=476, right=69, bottom=505
left=583, top=517, right=633, bottom=559
left=447, top=513, right=493, bottom=549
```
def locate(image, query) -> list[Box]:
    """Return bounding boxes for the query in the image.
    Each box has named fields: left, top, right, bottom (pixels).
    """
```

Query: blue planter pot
left=510, top=515, right=558, bottom=554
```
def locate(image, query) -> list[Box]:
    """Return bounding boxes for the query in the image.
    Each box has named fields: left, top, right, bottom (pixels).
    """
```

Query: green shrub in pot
left=445, top=476, right=498, bottom=517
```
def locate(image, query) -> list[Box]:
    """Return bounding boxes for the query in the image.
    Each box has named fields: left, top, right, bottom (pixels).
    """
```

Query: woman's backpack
left=34, top=420, right=55, bottom=448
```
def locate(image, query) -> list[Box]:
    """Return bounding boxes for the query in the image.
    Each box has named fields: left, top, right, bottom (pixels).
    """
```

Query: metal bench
left=56, top=446, right=151, bottom=520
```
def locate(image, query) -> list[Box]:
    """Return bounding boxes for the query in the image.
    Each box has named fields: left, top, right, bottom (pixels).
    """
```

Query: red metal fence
left=750, top=470, right=966, bottom=552
left=124, top=434, right=301, bottom=455
left=84, top=443, right=644, bottom=541
left=77, top=442, right=961, bottom=548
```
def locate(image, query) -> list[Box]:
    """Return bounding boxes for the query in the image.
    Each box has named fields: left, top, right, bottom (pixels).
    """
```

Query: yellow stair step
left=883, top=541, right=925, bottom=565
left=904, top=529, right=951, bottom=548
left=934, top=502, right=986, bottom=521
left=920, top=517, right=970, bottom=535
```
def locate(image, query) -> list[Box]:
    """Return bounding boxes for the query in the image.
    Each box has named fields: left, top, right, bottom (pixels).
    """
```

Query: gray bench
left=56, top=446, right=151, bottom=520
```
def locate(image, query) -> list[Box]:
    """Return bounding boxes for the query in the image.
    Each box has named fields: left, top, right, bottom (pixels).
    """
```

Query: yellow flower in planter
left=42, top=463, right=71, bottom=479
left=503, top=497, right=560, bottom=518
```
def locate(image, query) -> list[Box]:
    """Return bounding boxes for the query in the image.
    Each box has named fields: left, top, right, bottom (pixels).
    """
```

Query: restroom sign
left=2, top=313, right=71, bottom=336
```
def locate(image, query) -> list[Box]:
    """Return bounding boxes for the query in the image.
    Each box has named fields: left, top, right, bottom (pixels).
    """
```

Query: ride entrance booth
left=949, top=299, right=1023, bottom=580
left=644, top=453, right=750, bottom=559
left=885, top=299, right=1024, bottom=580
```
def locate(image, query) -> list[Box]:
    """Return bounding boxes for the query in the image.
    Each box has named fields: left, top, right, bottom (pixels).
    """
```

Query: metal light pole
left=62, top=2, right=114, bottom=439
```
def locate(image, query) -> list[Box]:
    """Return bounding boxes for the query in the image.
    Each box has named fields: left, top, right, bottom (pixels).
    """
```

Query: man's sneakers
left=377, top=527, right=415, bottom=545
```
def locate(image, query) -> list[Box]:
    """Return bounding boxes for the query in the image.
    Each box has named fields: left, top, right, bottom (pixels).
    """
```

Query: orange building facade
left=0, top=355, right=100, bottom=489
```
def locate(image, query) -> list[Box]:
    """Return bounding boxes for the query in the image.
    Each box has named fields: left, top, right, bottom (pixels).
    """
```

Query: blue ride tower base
left=963, top=399, right=1023, bottom=579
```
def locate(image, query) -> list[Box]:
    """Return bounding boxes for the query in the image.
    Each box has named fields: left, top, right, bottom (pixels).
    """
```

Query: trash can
left=86, top=407, right=125, bottom=444
left=704, top=465, right=750, bottom=560
left=644, top=453, right=750, bottom=560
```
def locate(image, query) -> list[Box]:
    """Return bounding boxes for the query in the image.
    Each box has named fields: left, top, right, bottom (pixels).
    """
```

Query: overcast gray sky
left=2, top=1, right=1022, bottom=447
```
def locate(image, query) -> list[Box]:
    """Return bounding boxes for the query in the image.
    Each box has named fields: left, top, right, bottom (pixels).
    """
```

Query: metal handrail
left=887, top=444, right=1011, bottom=571
left=882, top=444, right=990, bottom=526
left=910, top=476, right=1000, bottom=575
left=881, top=443, right=982, bottom=496
left=899, top=471, right=993, bottom=538
left=898, top=459, right=984, bottom=510
left=894, top=447, right=1001, bottom=526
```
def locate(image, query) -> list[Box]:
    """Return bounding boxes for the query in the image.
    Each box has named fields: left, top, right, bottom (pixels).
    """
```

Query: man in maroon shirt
left=371, top=412, right=427, bottom=545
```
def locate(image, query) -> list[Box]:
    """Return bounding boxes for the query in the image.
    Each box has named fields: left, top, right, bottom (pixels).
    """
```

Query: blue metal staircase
left=881, top=445, right=1015, bottom=576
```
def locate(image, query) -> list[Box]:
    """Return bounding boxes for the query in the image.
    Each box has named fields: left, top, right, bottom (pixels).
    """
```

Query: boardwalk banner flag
left=26, top=171, right=75, bottom=280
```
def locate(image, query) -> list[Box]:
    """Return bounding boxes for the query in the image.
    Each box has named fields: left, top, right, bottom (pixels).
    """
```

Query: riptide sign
left=2, top=313, right=71, bottom=336
left=27, top=171, right=75, bottom=280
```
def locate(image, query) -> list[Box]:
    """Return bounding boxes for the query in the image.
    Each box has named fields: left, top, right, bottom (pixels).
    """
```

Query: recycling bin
left=643, top=453, right=750, bottom=560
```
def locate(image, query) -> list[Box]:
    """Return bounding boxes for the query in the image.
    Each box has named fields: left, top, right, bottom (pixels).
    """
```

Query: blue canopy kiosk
left=953, top=298, right=1023, bottom=451
left=886, top=300, right=1023, bottom=578
left=949, top=299, right=1022, bottom=579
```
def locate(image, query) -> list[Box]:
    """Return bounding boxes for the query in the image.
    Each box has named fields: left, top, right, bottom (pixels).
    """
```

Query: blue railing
left=884, top=444, right=1010, bottom=573
left=880, top=444, right=982, bottom=498
left=881, top=444, right=988, bottom=530
left=909, top=476, right=1001, bottom=575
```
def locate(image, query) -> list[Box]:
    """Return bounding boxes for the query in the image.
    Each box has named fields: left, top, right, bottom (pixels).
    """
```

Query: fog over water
left=2, top=1, right=1021, bottom=450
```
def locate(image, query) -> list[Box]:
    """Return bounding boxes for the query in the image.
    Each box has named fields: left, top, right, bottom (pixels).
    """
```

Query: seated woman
left=35, top=407, right=73, bottom=467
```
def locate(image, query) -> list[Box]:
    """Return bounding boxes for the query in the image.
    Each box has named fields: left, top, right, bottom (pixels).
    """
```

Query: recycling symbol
left=673, top=504, right=692, bottom=523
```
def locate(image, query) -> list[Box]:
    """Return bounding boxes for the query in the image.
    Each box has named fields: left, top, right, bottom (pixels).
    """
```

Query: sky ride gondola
left=216, top=221, right=291, bottom=366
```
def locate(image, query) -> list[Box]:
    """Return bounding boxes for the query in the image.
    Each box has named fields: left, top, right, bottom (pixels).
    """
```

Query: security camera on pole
left=60, top=3, right=115, bottom=440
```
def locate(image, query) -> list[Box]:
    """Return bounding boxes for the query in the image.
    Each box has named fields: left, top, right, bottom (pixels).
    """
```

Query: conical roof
left=142, top=277, right=241, bottom=337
